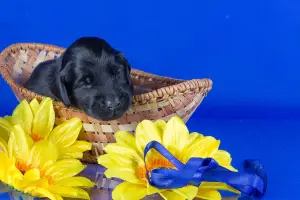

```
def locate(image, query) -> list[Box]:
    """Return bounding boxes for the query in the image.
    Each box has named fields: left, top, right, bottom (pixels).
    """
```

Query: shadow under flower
left=0, top=182, right=35, bottom=200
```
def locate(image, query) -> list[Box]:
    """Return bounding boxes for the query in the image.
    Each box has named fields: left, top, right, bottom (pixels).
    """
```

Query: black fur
left=25, top=37, right=133, bottom=121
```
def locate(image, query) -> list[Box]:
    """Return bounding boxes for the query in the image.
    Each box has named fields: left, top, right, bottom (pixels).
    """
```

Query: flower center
left=31, top=134, right=44, bottom=142
left=39, top=170, right=55, bottom=185
left=45, top=176, right=55, bottom=185
left=16, top=161, right=29, bottom=172
left=137, top=158, right=176, bottom=180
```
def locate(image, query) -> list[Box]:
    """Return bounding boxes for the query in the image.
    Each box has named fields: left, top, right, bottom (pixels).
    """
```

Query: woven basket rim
left=0, top=42, right=213, bottom=109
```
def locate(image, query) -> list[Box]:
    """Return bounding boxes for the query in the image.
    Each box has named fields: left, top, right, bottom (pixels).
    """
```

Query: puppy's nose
left=105, top=98, right=121, bottom=110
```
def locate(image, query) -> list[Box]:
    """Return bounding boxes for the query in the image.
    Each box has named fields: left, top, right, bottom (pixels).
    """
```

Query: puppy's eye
left=83, top=76, right=93, bottom=85
left=84, top=61, right=94, bottom=66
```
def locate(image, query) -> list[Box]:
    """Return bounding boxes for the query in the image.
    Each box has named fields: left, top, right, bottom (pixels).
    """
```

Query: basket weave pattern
left=0, top=43, right=212, bottom=163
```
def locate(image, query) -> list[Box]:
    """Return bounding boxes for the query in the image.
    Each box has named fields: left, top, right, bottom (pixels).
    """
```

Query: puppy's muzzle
left=100, top=95, right=121, bottom=111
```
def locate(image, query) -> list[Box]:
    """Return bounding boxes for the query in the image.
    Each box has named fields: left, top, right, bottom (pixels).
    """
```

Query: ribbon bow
left=144, top=141, right=267, bottom=199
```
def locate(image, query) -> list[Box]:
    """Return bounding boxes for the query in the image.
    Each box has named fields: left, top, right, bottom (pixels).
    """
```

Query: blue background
left=0, top=0, right=299, bottom=199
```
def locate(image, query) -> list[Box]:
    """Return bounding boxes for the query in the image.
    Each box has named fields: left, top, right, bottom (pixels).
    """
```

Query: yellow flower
left=0, top=124, right=94, bottom=200
left=0, top=98, right=91, bottom=159
left=98, top=116, right=240, bottom=200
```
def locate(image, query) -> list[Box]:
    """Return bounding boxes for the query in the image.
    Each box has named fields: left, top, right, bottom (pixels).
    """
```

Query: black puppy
left=25, top=37, right=133, bottom=121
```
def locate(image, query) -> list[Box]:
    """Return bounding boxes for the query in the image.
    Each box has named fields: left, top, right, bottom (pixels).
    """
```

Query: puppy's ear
left=118, top=53, right=131, bottom=73
left=56, top=61, right=71, bottom=106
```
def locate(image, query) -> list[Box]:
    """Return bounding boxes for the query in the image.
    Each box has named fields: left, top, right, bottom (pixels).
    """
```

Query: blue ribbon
left=144, top=141, right=267, bottom=199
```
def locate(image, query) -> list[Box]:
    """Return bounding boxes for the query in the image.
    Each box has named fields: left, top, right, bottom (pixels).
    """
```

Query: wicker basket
left=0, top=43, right=212, bottom=164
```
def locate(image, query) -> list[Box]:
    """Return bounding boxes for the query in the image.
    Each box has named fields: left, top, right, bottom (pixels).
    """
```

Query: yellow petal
left=4, top=116, right=13, bottom=124
left=135, top=120, right=162, bottom=155
left=181, top=136, right=219, bottom=163
left=48, top=118, right=82, bottom=149
left=115, top=131, right=137, bottom=149
left=160, top=186, right=198, bottom=200
left=0, top=118, right=12, bottom=142
left=59, top=151, right=83, bottom=160
left=200, top=182, right=241, bottom=194
left=104, top=143, right=143, bottom=163
left=36, top=179, right=51, bottom=188
left=222, top=165, right=238, bottom=172
left=53, top=177, right=94, bottom=187
left=196, top=189, right=221, bottom=200
left=10, top=124, right=32, bottom=164
left=173, top=185, right=198, bottom=200
left=0, top=137, right=8, bottom=154
left=24, top=187, right=57, bottom=200
left=27, top=140, right=58, bottom=170
left=29, top=99, right=40, bottom=116
left=7, top=134, right=14, bottom=160
left=160, top=191, right=185, bottom=200
left=70, top=141, right=92, bottom=151
left=146, top=181, right=166, bottom=195
left=104, top=168, right=143, bottom=184
left=59, top=140, right=91, bottom=159
left=98, top=151, right=140, bottom=171
left=168, top=145, right=180, bottom=159
left=208, top=140, right=220, bottom=157
left=0, top=150, right=24, bottom=187
left=98, top=154, right=117, bottom=169
left=212, top=150, right=237, bottom=172
left=48, top=185, right=90, bottom=199
left=163, top=116, right=189, bottom=151
left=11, top=99, right=33, bottom=134
left=44, top=159, right=86, bottom=182
left=154, top=119, right=166, bottom=136
left=8, top=170, right=24, bottom=188
left=40, top=160, right=56, bottom=175
left=189, top=132, right=204, bottom=143
left=19, top=178, right=49, bottom=191
left=32, top=97, right=55, bottom=140
left=23, top=168, right=40, bottom=182
left=0, top=150, right=13, bottom=182
left=54, top=195, right=64, bottom=200
left=112, top=182, right=147, bottom=200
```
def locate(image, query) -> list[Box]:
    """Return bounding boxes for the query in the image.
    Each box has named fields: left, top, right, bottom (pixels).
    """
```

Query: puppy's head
left=57, top=37, right=133, bottom=121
